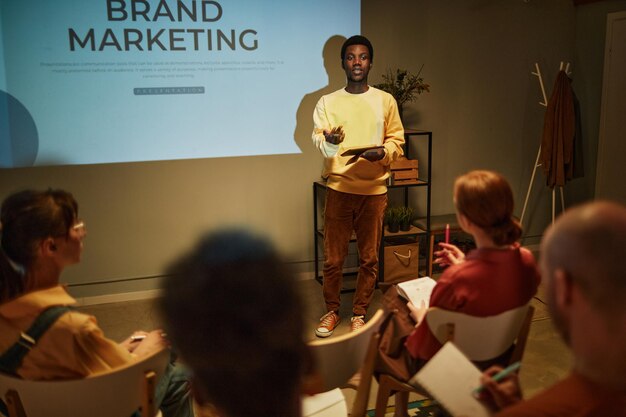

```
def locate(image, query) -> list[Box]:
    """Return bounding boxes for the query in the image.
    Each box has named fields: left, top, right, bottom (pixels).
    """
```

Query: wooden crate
left=394, top=169, right=418, bottom=180
left=391, top=158, right=418, bottom=170
left=391, top=157, right=418, bottom=184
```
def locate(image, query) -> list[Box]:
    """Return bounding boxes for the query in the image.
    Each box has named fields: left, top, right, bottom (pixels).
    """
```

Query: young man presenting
left=312, top=35, right=404, bottom=337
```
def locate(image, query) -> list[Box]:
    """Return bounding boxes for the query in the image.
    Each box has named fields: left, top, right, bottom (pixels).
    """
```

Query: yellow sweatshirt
left=312, top=86, right=404, bottom=195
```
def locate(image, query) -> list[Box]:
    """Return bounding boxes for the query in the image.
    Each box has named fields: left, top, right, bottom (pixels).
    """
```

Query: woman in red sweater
left=383, top=170, right=540, bottom=417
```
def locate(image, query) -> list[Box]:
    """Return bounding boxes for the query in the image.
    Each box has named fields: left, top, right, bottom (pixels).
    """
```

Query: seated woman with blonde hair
left=380, top=170, right=541, bottom=417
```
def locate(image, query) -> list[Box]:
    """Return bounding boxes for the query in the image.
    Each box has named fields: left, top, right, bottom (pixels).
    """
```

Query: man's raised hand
left=324, top=126, right=345, bottom=145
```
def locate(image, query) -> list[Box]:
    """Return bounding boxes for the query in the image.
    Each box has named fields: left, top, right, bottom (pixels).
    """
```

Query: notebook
left=409, top=342, right=494, bottom=417
left=396, top=277, right=437, bottom=307
left=301, top=388, right=347, bottom=417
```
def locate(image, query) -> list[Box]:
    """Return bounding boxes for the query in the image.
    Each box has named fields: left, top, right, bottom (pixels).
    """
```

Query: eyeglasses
left=72, top=221, right=87, bottom=237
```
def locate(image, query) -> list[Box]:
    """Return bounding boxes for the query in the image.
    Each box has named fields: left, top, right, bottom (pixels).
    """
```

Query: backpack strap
left=0, top=306, right=72, bottom=375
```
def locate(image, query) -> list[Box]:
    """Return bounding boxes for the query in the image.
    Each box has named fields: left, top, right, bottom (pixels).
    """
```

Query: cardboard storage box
left=383, top=241, right=420, bottom=283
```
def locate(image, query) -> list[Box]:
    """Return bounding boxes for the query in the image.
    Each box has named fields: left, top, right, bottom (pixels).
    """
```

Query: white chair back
left=308, top=309, right=384, bottom=392
left=0, top=348, right=170, bottom=417
left=426, top=304, right=530, bottom=362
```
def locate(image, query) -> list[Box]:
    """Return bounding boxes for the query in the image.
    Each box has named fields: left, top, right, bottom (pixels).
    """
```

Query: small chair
left=374, top=304, right=534, bottom=417
left=0, top=348, right=170, bottom=417
left=305, top=309, right=387, bottom=417
left=413, top=214, right=463, bottom=277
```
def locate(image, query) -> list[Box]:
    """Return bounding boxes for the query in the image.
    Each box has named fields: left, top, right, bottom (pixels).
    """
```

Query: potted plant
left=385, top=206, right=402, bottom=233
left=374, top=65, right=430, bottom=121
left=399, top=206, right=414, bottom=232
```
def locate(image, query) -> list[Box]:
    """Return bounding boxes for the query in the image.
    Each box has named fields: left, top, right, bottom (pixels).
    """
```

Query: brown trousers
left=376, top=287, right=515, bottom=383
left=322, top=188, right=387, bottom=316
left=376, top=286, right=423, bottom=382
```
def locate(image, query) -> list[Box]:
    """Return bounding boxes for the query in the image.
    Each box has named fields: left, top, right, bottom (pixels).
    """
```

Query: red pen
left=444, top=223, right=450, bottom=244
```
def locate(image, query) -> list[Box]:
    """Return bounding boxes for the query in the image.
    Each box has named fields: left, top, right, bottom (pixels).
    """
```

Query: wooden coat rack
left=520, top=62, right=570, bottom=228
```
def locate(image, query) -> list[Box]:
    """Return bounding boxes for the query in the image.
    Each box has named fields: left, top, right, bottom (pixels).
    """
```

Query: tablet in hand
left=340, top=145, right=384, bottom=156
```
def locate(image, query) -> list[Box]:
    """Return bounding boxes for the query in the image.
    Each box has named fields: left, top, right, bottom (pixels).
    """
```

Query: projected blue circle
left=0, top=90, right=39, bottom=167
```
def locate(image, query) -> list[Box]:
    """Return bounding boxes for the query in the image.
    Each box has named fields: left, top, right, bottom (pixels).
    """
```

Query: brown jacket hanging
left=540, top=70, right=575, bottom=188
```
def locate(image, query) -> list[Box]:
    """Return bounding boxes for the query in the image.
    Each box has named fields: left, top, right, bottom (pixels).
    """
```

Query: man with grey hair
left=479, top=201, right=626, bottom=415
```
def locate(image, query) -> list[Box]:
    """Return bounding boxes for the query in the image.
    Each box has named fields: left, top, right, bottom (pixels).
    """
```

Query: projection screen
left=0, top=0, right=360, bottom=167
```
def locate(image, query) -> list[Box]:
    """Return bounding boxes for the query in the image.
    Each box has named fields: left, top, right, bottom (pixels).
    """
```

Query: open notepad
left=301, top=388, right=347, bottom=417
left=396, top=277, right=437, bottom=307
left=409, top=342, right=494, bottom=417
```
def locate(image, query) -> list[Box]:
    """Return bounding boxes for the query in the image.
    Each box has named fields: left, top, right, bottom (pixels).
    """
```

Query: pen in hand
left=472, top=361, right=521, bottom=396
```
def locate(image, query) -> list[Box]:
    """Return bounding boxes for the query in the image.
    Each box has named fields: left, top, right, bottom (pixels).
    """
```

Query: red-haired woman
left=406, top=170, right=540, bottom=358
left=381, top=170, right=540, bottom=417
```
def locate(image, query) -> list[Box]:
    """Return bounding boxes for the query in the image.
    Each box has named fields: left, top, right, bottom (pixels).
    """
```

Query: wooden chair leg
left=5, top=390, right=27, bottom=417
left=142, top=370, right=157, bottom=417
left=350, top=334, right=380, bottom=417
left=428, top=233, right=436, bottom=277
left=509, top=305, right=535, bottom=364
left=374, top=375, right=394, bottom=417
left=394, top=390, right=410, bottom=417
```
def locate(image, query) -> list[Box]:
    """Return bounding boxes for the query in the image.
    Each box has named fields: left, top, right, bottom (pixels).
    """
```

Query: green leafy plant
left=398, top=206, right=414, bottom=231
left=385, top=206, right=403, bottom=233
left=374, top=66, right=430, bottom=118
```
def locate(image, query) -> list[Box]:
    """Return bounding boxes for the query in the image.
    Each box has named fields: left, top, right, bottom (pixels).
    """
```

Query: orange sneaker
left=315, top=311, right=341, bottom=338
left=350, top=315, right=365, bottom=332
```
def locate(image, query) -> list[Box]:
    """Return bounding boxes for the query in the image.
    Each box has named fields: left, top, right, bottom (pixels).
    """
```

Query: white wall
left=364, top=0, right=576, bottom=236
left=575, top=2, right=626, bottom=203
left=595, top=11, right=626, bottom=203
left=0, top=154, right=325, bottom=297
left=2, top=0, right=624, bottom=299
